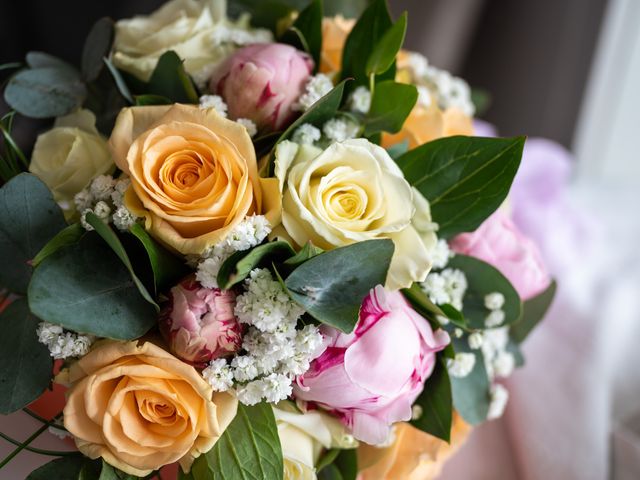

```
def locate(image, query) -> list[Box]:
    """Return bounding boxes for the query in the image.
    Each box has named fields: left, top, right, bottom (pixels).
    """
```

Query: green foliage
left=317, top=449, right=358, bottom=480
left=410, top=359, right=452, bottom=442
left=385, top=140, right=409, bottom=160
left=217, top=241, right=296, bottom=290
left=450, top=339, right=491, bottom=424
left=396, top=135, right=525, bottom=238
left=26, top=456, right=101, bottom=480
left=282, top=241, right=324, bottom=269
left=32, top=223, right=84, bottom=267
left=0, top=112, right=29, bottom=182
left=148, top=51, right=199, bottom=104
left=365, top=12, right=407, bottom=76
left=82, top=18, right=115, bottom=83
left=365, top=81, right=418, bottom=136
left=511, top=280, right=557, bottom=343
left=103, top=58, right=134, bottom=103
left=448, top=254, right=522, bottom=330
left=0, top=298, right=53, bottom=414
left=0, top=174, right=67, bottom=294
left=280, top=0, right=323, bottom=68
left=284, top=239, right=394, bottom=332
left=28, top=233, right=157, bottom=340
left=183, top=403, right=284, bottom=480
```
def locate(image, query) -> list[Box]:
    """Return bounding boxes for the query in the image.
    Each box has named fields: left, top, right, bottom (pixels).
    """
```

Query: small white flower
left=90, top=175, right=116, bottom=201
left=484, top=292, right=505, bottom=311
left=348, top=86, right=371, bottom=114
left=493, top=351, right=515, bottom=378
left=73, top=190, right=93, bottom=212
left=111, top=178, right=131, bottom=207
left=196, top=257, right=223, bottom=289
left=454, top=328, right=463, bottom=338
left=437, top=315, right=450, bottom=326
left=259, top=373, right=293, bottom=403
left=294, top=74, right=334, bottom=111
left=411, top=404, right=423, bottom=421
left=322, top=118, right=360, bottom=142
left=199, top=95, right=228, bottom=117
left=93, top=201, right=111, bottom=221
left=416, top=85, right=433, bottom=108
left=112, top=205, right=138, bottom=231
left=487, top=383, right=509, bottom=419
left=36, top=322, right=93, bottom=360
left=231, top=356, right=260, bottom=382
left=485, top=309, right=506, bottom=328
left=292, top=123, right=322, bottom=145
left=36, top=322, right=63, bottom=344
left=235, top=381, right=264, bottom=406
left=468, top=332, right=484, bottom=350
left=202, top=359, right=234, bottom=392
left=429, top=239, right=453, bottom=270
left=236, top=118, right=257, bottom=137
left=407, top=52, right=429, bottom=79
left=448, top=352, right=476, bottom=377
left=80, top=209, right=95, bottom=231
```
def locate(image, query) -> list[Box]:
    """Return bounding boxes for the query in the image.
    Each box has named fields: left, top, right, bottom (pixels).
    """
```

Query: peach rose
left=109, top=104, right=280, bottom=254
left=357, top=414, right=471, bottom=480
left=320, top=16, right=355, bottom=74
left=58, top=340, right=237, bottom=476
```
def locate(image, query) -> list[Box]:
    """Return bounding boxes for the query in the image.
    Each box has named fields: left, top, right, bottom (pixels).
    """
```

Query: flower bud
left=210, top=43, right=313, bottom=132
left=159, top=276, right=242, bottom=367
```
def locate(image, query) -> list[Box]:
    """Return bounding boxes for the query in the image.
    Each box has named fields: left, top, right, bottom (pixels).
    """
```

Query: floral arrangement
left=0, top=0, right=556, bottom=478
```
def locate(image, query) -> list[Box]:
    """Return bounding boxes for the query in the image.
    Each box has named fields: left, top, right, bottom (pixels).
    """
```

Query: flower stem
left=22, top=408, right=67, bottom=431
left=0, top=414, right=62, bottom=469
left=0, top=431, right=75, bottom=457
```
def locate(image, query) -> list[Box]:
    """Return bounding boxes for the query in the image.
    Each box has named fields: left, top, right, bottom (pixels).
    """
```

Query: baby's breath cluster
left=198, top=95, right=257, bottom=137
left=202, top=269, right=324, bottom=406
left=294, top=74, right=334, bottom=111
left=421, top=268, right=468, bottom=310
left=76, top=175, right=138, bottom=232
left=36, top=322, right=94, bottom=360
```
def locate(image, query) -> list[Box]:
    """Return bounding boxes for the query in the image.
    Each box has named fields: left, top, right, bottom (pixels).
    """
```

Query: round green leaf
left=82, top=17, right=115, bottom=82
left=27, top=456, right=100, bottom=480
left=450, top=340, right=491, bottom=425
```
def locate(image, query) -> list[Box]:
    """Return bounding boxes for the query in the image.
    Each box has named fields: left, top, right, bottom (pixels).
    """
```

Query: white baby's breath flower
left=231, top=355, right=260, bottom=382
left=292, top=123, right=322, bottom=145
left=196, top=257, right=224, bottom=289
left=294, top=74, right=334, bottom=111
left=322, top=118, right=360, bottom=142
left=348, top=86, right=371, bottom=114
left=93, top=201, right=111, bottom=221
left=448, top=352, right=476, bottom=378
left=199, top=95, right=228, bottom=117
left=407, top=52, right=429, bottom=79
left=73, top=190, right=93, bottom=213
left=468, top=332, right=484, bottom=350
left=112, top=205, right=138, bottom=231
left=259, top=372, right=293, bottom=403
left=236, top=118, right=257, bottom=137
left=202, top=359, right=234, bottom=392
left=416, top=85, right=433, bottom=108
left=485, top=309, right=506, bottom=328
left=429, top=239, right=453, bottom=270
left=90, top=175, right=116, bottom=201
left=236, top=381, right=264, bottom=406
left=37, top=322, right=93, bottom=360
left=493, top=351, right=515, bottom=378
left=484, top=292, right=505, bottom=311
left=487, top=383, right=509, bottom=419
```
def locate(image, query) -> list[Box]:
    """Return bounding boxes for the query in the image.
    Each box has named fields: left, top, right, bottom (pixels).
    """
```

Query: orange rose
left=320, top=16, right=355, bottom=74
left=59, top=341, right=237, bottom=476
left=109, top=104, right=280, bottom=254
left=357, top=414, right=471, bottom=480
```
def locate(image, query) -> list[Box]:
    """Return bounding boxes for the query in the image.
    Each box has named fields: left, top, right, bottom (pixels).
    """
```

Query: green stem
left=0, top=414, right=62, bottom=469
left=0, top=431, right=75, bottom=457
left=369, top=73, right=376, bottom=97
left=22, top=408, right=67, bottom=431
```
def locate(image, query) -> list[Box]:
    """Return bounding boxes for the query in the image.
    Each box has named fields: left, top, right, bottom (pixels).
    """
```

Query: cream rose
left=109, top=104, right=280, bottom=254
left=274, top=402, right=357, bottom=479
left=274, top=139, right=436, bottom=290
left=113, top=0, right=243, bottom=83
left=29, top=109, right=114, bottom=216
left=58, top=340, right=237, bottom=476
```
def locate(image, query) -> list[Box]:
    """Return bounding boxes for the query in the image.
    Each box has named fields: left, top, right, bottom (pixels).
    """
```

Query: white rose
left=274, top=139, right=437, bottom=290
left=29, top=109, right=114, bottom=217
left=274, top=403, right=357, bottom=479
left=112, top=0, right=267, bottom=84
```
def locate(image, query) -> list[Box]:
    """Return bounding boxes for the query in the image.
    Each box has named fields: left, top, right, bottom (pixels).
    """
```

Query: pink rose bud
left=210, top=43, right=314, bottom=132
left=293, top=286, right=450, bottom=445
left=450, top=210, right=552, bottom=300
left=159, top=276, right=242, bottom=367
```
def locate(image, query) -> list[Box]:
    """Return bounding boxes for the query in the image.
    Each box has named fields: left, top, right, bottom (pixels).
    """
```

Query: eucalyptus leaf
left=450, top=340, right=490, bottom=425
left=285, top=239, right=394, bottom=332
left=82, top=17, right=115, bottom=82
left=26, top=456, right=101, bottom=480
left=148, top=51, right=199, bottom=104
left=25, top=52, right=78, bottom=76
left=448, top=254, right=522, bottom=330
left=217, top=241, right=295, bottom=290
left=28, top=233, right=158, bottom=340
left=4, top=67, right=86, bottom=118
left=365, top=12, right=407, bottom=76
left=364, top=81, right=417, bottom=136
left=281, top=0, right=323, bottom=67
left=86, top=213, right=158, bottom=309
left=282, top=241, right=323, bottom=269
left=396, top=135, right=525, bottom=238
left=0, top=298, right=53, bottom=414
left=186, top=403, right=284, bottom=480
left=32, top=223, right=84, bottom=267
left=0, top=173, right=67, bottom=294
left=511, top=280, right=557, bottom=343
left=104, top=58, right=134, bottom=103
left=410, top=359, right=452, bottom=442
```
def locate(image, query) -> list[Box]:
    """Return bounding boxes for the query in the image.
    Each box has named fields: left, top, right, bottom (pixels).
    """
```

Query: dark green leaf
left=103, top=58, right=134, bottom=103
left=228, top=0, right=305, bottom=31
left=134, top=94, right=172, bottom=106
left=401, top=283, right=444, bottom=330
left=0, top=63, right=22, bottom=72
left=187, top=403, right=283, bottom=480
left=4, top=67, right=87, bottom=118
left=510, top=280, right=556, bottom=343
left=26, top=456, right=100, bottom=480
left=340, top=0, right=392, bottom=86
left=129, top=223, right=189, bottom=294
left=316, top=448, right=340, bottom=473
left=471, top=88, right=492, bottom=117
left=324, top=0, right=370, bottom=18
left=285, top=239, right=394, bottom=332
left=0, top=117, right=29, bottom=169
left=28, top=233, right=158, bottom=340
left=318, top=465, right=343, bottom=480
left=396, top=135, right=525, bottom=238
left=82, top=18, right=115, bottom=82
left=282, top=241, right=323, bottom=269
left=365, top=12, right=407, bottom=76
left=25, top=52, right=78, bottom=76
left=0, top=173, right=67, bottom=293
left=148, top=51, right=199, bottom=104
left=217, top=241, right=295, bottom=290
left=282, top=0, right=323, bottom=67
left=364, top=81, right=417, bottom=136
left=450, top=340, right=490, bottom=425
left=86, top=213, right=158, bottom=309
left=410, top=359, right=452, bottom=442
left=32, top=223, right=84, bottom=267
left=448, top=254, right=522, bottom=330
left=97, top=461, right=138, bottom=480
left=0, top=298, right=53, bottom=414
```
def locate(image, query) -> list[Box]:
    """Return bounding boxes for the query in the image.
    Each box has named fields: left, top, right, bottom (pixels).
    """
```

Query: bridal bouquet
left=0, top=0, right=556, bottom=478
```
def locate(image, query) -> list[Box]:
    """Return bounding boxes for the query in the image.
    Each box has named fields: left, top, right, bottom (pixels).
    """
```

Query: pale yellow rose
left=274, top=402, right=357, bottom=479
left=58, top=340, right=237, bottom=477
left=29, top=109, right=114, bottom=216
left=109, top=104, right=280, bottom=254
left=357, top=414, right=471, bottom=480
left=319, top=16, right=355, bottom=74
left=113, top=0, right=243, bottom=83
left=274, top=139, right=436, bottom=290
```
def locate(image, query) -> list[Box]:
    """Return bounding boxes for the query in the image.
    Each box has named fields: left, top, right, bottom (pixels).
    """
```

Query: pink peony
left=450, top=210, right=551, bottom=300
left=209, top=43, right=313, bottom=132
left=293, top=286, right=450, bottom=445
left=159, top=276, right=242, bottom=367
